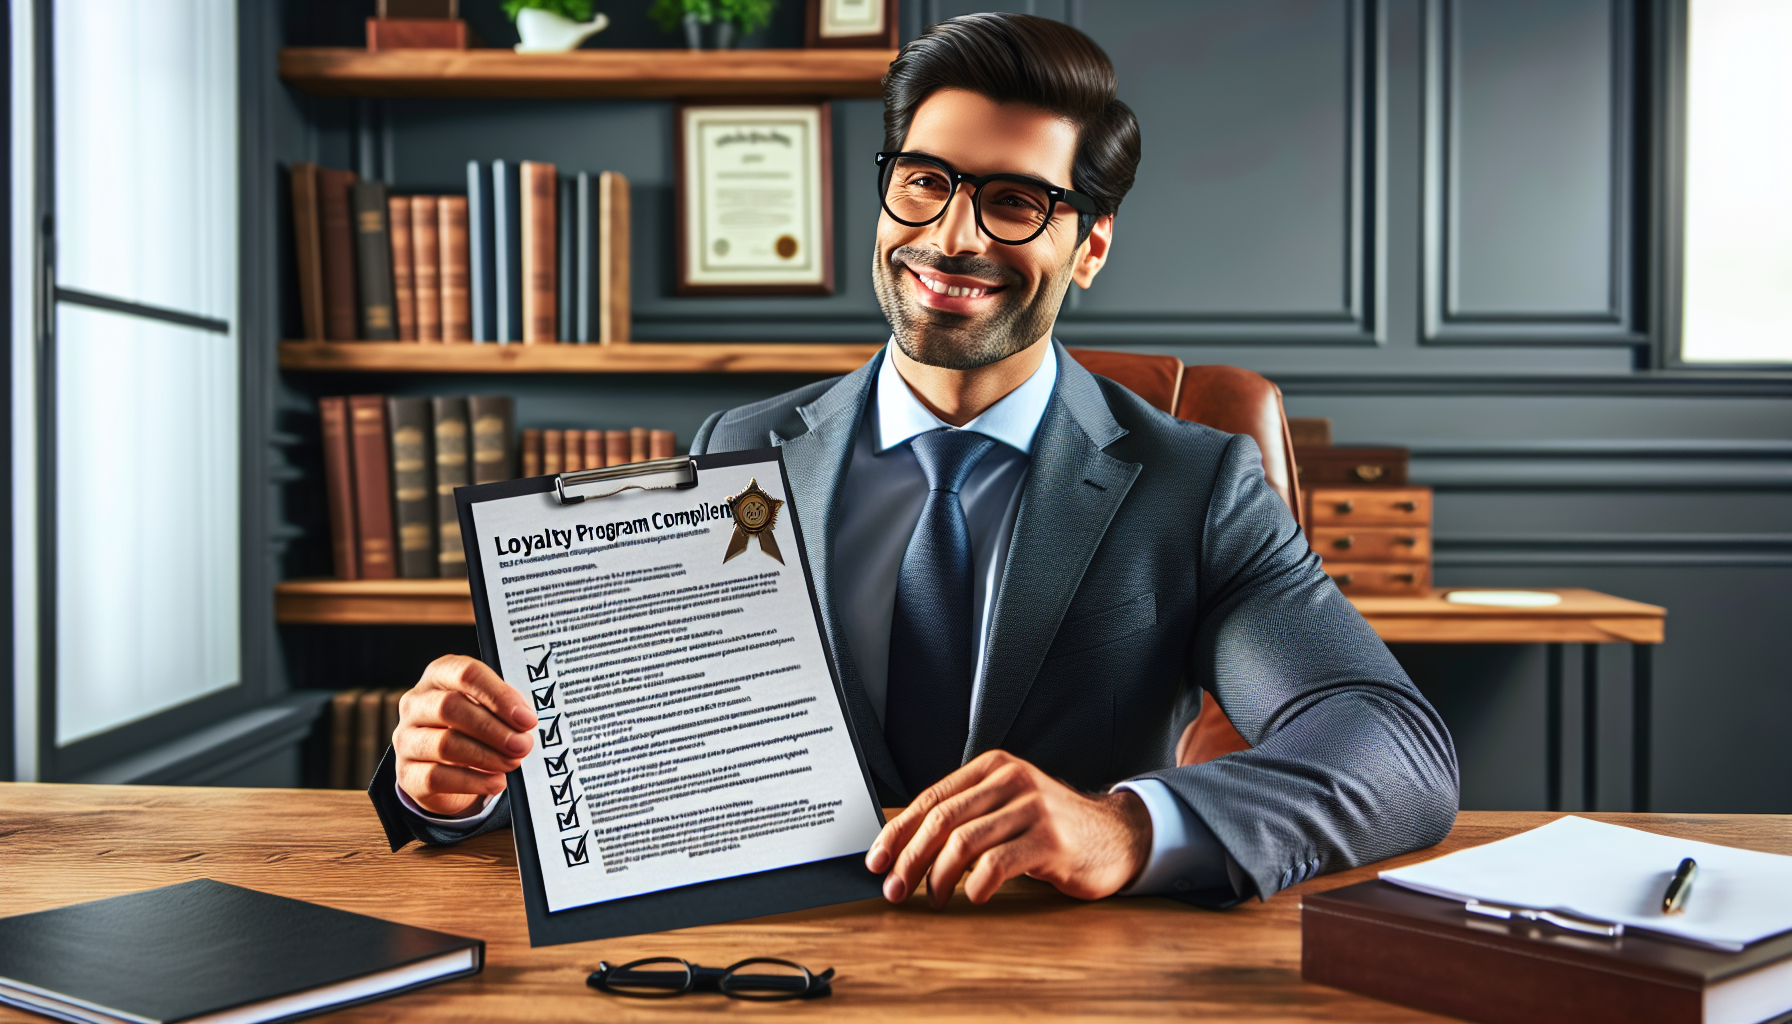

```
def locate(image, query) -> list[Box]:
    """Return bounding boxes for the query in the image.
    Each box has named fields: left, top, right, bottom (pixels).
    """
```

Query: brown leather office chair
left=1065, top=347, right=1184, bottom=414
left=1173, top=365, right=1303, bottom=765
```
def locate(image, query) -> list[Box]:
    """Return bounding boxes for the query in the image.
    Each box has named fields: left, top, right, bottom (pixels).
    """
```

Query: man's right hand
left=394, top=655, right=538, bottom=817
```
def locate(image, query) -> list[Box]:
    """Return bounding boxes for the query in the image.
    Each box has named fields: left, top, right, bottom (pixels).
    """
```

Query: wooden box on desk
left=1304, top=485, right=1433, bottom=595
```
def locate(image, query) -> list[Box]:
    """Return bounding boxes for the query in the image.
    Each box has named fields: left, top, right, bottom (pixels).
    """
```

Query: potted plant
left=651, top=0, right=775, bottom=49
left=503, top=0, right=611, bottom=52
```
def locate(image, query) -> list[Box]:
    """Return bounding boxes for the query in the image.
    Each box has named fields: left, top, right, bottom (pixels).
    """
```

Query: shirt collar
left=873, top=339, right=1058, bottom=456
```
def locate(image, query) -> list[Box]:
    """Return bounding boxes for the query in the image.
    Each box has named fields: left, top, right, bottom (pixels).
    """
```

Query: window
left=13, top=0, right=239, bottom=775
left=1679, top=0, right=1792, bottom=365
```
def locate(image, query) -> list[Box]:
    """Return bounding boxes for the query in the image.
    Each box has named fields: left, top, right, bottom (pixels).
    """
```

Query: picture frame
left=675, top=102, right=835, bottom=296
left=805, top=0, right=899, bottom=50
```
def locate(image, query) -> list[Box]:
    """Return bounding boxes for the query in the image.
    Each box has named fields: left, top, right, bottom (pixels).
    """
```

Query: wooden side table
left=1348, top=588, right=1667, bottom=813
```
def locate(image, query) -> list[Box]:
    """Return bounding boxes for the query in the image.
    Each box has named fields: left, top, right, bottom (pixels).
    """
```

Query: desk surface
left=1, top=785, right=1778, bottom=1022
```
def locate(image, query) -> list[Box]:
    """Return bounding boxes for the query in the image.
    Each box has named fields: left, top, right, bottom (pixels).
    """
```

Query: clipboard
left=455, top=448, right=886, bottom=947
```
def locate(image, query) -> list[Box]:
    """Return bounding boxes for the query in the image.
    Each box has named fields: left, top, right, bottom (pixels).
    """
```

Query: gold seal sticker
left=723, top=478, right=785, bottom=564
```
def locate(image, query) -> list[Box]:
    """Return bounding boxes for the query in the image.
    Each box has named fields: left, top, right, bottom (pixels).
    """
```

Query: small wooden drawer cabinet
left=1304, top=486, right=1433, bottom=595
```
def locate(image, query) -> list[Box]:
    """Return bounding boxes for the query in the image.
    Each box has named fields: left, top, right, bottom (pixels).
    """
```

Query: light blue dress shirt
left=408, top=341, right=1235, bottom=896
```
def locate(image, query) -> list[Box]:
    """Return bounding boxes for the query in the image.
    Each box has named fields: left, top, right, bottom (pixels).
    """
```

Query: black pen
left=1662, top=857, right=1698, bottom=914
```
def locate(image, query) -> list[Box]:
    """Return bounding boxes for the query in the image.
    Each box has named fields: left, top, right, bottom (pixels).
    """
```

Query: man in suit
left=374, top=13, right=1457, bottom=908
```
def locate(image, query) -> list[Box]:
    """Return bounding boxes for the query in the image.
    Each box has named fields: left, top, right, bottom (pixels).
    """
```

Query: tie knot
left=908, top=428, right=995, bottom=494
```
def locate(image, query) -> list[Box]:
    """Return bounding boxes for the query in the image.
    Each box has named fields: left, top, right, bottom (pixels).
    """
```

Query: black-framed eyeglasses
left=587, top=957, right=834, bottom=1001
left=876, top=151, right=1098, bottom=245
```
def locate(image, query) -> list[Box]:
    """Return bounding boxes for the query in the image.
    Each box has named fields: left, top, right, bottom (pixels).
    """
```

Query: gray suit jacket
left=372, top=343, right=1458, bottom=903
left=688, top=343, right=1458, bottom=901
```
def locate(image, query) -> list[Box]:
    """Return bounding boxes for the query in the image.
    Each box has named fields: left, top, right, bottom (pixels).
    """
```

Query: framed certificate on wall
left=805, top=0, right=899, bottom=49
left=676, top=103, right=835, bottom=295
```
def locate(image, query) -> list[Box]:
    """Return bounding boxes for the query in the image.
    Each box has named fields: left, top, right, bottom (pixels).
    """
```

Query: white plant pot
left=514, top=8, right=610, bottom=53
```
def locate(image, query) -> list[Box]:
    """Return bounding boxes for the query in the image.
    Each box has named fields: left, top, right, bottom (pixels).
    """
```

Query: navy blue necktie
left=884, top=427, right=996, bottom=797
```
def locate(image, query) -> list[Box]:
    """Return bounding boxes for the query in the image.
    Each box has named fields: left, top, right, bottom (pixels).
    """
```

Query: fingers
left=403, top=686, right=533, bottom=759
left=880, top=761, right=1027, bottom=904
left=961, top=831, right=1043, bottom=904
left=866, top=751, right=1007, bottom=874
left=923, top=801, right=1035, bottom=908
left=420, top=655, right=538, bottom=733
left=397, top=759, right=508, bottom=817
left=395, top=723, right=523, bottom=777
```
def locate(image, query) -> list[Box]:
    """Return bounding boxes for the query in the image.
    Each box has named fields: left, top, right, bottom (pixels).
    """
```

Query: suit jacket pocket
left=1044, top=592, right=1156, bottom=660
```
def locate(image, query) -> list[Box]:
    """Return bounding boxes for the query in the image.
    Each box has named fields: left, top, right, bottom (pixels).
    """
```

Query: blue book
left=466, top=159, right=494, bottom=343
left=492, top=159, right=523, bottom=344
left=575, top=171, right=598, bottom=343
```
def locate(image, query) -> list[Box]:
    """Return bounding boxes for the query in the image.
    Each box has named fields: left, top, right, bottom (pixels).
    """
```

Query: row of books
left=319, top=394, right=517, bottom=581
left=327, top=688, right=404, bottom=791
left=519, top=426, right=677, bottom=478
left=290, top=160, right=630, bottom=344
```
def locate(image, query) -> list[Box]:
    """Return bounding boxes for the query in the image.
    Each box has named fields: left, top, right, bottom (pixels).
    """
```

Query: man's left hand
left=865, top=750, right=1152, bottom=906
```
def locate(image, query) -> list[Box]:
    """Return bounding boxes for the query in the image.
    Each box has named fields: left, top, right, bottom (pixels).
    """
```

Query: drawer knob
left=1395, top=535, right=1417, bottom=546
left=1336, top=573, right=1355, bottom=586
left=1395, top=500, right=1417, bottom=512
left=1393, top=573, right=1415, bottom=583
left=1333, top=535, right=1354, bottom=550
left=1334, top=500, right=1355, bottom=513
left=1353, top=464, right=1385, bottom=482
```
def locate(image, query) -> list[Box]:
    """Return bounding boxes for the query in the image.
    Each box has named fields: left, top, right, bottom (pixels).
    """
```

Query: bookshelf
left=277, top=578, right=475, bottom=625
left=277, top=340, right=882, bottom=374
left=278, top=47, right=896, bottom=99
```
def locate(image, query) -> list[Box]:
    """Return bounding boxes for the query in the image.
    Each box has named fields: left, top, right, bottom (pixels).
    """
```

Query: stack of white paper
left=1380, top=816, right=1792, bottom=951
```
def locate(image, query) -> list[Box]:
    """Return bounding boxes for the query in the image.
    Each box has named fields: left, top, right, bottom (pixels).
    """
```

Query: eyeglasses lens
left=882, top=157, right=1056, bottom=244
left=719, top=958, right=821, bottom=1001
left=598, top=958, right=693, bottom=998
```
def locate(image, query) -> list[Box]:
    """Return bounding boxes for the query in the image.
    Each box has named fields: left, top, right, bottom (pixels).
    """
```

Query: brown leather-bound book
left=650, top=429, right=675, bottom=460
left=583, top=430, right=601, bottom=470
left=386, top=397, right=436, bottom=578
left=317, top=167, right=360, bottom=341
left=431, top=396, right=469, bottom=578
left=521, top=429, right=542, bottom=478
left=347, top=395, right=397, bottom=579
left=598, top=170, right=631, bottom=343
left=562, top=429, right=582, bottom=473
left=604, top=430, right=628, bottom=467
left=352, top=181, right=399, bottom=340
left=542, top=429, right=563, bottom=475
left=438, top=196, right=471, bottom=342
left=353, top=690, right=388, bottom=790
left=387, top=196, right=417, bottom=341
left=328, top=689, right=363, bottom=790
left=629, top=427, right=648, bottom=463
left=290, top=163, right=327, bottom=341
left=519, top=161, right=557, bottom=343
left=318, top=396, right=360, bottom=579
left=468, top=396, right=515, bottom=484
left=411, top=196, right=441, bottom=342
left=1302, top=880, right=1792, bottom=1024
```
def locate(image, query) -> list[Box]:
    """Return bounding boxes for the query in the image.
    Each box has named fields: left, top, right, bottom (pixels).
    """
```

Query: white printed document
left=1381, top=815, right=1792, bottom=951
left=462, top=450, right=885, bottom=917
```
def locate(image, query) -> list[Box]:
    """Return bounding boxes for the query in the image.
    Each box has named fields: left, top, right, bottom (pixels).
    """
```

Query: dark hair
left=882, top=13, right=1141, bottom=220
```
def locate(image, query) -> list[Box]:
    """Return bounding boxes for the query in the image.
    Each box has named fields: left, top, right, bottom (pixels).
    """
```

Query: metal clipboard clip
left=553, top=456, right=699, bottom=505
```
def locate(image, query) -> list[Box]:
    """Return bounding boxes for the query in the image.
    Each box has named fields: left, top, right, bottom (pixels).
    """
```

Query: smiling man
left=372, top=13, right=1458, bottom=909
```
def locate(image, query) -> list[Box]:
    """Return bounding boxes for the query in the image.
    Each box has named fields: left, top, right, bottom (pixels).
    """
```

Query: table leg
left=1582, top=645, right=1599, bottom=811
left=1633, top=645, right=1653, bottom=813
left=1546, top=644, right=1563, bottom=812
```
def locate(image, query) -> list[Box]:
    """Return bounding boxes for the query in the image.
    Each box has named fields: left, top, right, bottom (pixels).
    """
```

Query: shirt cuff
left=1111, top=778, right=1233, bottom=896
left=395, top=781, right=500, bottom=830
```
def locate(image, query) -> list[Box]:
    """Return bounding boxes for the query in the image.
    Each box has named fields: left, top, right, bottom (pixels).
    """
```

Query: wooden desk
left=0, top=785, right=1781, bottom=1022
left=1358, top=588, right=1667, bottom=815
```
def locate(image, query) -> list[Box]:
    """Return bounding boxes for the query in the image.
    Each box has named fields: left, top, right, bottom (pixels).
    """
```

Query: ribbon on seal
left=723, top=479, right=784, bottom=564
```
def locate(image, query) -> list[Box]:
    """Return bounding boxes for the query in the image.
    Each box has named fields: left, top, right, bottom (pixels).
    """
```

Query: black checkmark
left=538, top=716, right=562, bottom=748
left=532, top=682, right=556, bottom=711
left=561, top=832, right=589, bottom=867
left=550, top=777, right=574, bottom=805
left=543, top=750, right=570, bottom=776
left=556, top=797, right=581, bottom=831
left=526, top=648, right=552, bottom=683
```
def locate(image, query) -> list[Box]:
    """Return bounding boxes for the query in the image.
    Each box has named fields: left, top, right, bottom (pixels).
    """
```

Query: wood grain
left=278, top=48, right=896, bottom=100
left=1, top=785, right=1784, bottom=1022
left=277, top=340, right=882, bottom=375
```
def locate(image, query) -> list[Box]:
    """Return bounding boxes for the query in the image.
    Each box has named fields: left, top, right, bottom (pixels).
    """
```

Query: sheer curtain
left=51, top=0, right=239, bottom=743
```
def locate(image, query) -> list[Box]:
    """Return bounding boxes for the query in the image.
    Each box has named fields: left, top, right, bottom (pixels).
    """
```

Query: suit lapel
left=775, top=352, right=908, bottom=799
left=966, top=347, right=1140, bottom=758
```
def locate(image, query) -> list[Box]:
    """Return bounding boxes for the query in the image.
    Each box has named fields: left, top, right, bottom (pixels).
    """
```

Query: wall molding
left=1272, top=373, right=1792, bottom=396
left=1436, top=532, right=1792, bottom=567
left=1412, top=440, right=1792, bottom=491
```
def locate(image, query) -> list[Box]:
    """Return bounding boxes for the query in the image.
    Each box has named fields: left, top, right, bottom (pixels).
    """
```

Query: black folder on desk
left=455, top=449, right=886, bottom=947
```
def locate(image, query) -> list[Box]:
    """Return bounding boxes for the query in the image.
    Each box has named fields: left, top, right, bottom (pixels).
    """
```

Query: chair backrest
left=1173, top=365, right=1302, bottom=530
left=1065, top=347, right=1184, bottom=414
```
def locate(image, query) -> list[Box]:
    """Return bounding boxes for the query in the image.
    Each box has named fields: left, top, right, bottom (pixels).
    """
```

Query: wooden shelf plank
left=278, top=340, right=881, bottom=374
left=275, top=580, right=1667, bottom=642
left=278, top=47, right=895, bottom=99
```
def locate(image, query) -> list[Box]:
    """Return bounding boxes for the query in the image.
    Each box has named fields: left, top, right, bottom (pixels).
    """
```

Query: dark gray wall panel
left=1070, top=0, right=1373, bottom=338
left=1425, top=0, right=1636, bottom=341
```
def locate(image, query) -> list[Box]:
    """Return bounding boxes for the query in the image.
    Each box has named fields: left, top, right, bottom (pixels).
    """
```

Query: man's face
left=873, top=88, right=1090, bottom=370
